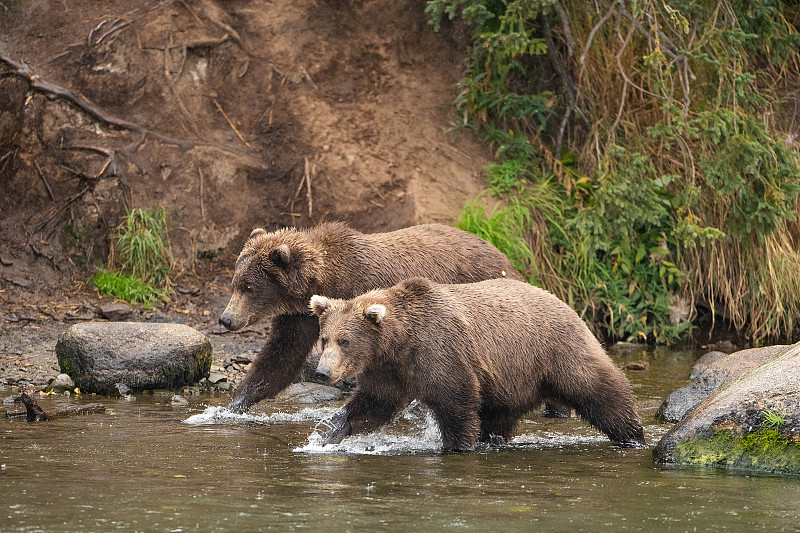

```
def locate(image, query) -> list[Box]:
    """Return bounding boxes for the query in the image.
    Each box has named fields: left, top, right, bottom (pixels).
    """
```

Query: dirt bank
left=0, top=0, right=490, bottom=296
left=1, top=0, right=497, bottom=381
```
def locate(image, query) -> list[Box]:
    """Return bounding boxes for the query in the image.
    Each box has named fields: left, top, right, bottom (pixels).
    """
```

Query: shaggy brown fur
left=309, top=278, right=646, bottom=452
left=220, top=222, right=522, bottom=413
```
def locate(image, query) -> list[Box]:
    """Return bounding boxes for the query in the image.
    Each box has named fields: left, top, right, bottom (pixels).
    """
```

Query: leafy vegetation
left=91, top=207, right=174, bottom=305
left=430, top=0, right=800, bottom=342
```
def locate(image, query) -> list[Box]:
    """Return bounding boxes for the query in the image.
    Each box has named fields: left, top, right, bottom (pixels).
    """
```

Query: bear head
left=308, top=292, right=387, bottom=384
left=219, top=227, right=325, bottom=330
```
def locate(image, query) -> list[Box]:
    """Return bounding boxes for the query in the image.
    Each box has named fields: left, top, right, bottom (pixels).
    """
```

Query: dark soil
left=0, top=0, right=493, bottom=390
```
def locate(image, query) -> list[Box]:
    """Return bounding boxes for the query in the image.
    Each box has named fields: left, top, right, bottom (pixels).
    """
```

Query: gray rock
left=114, top=383, right=133, bottom=396
left=625, top=360, right=650, bottom=371
left=654, top=343, right=800, bottom=475
left=655, top=345, right=787, bottom=423
left=47, top=373, right=75, bottom=393
left=275, top=382, right=342, bottom=404
left=98, top=303, right=133, bottom=321
left=171, top=394, right=188, bottom=405
left=208, top=372, right=227, bottom=384
left=688, top=350, right=727, bottom=380
left=56, top=322, right=212, bottom=394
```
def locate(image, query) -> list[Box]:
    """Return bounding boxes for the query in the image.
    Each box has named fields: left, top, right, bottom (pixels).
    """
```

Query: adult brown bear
left=309, top=278, right=645, bottom=452
left=219, top=222, right=522, bottom=413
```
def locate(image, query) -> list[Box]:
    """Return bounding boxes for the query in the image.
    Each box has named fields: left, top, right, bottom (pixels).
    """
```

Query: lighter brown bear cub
left=309, top=278, right=646, bottom=452
left=219, top=222, right=522, bottom=413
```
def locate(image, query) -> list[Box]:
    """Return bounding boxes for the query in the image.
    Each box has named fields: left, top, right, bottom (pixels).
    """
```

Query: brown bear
left=308, top=277, right=646, bottom=452
left=219, top=222, right=523, bottom=413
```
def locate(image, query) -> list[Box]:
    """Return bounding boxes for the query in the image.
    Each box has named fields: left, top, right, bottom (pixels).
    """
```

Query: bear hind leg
left=545, top=370, right=645, bottom=446
left=478, top=404, right=522, bottom=444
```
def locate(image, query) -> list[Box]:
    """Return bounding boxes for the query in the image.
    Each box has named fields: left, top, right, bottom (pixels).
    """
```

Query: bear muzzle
left=313, top=365, right=332, bottom=384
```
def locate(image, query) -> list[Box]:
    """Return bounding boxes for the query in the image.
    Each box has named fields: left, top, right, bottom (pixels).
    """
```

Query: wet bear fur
left=219, top=222, right=522, bottom=413
left=309, top=277, right=646, bottom=452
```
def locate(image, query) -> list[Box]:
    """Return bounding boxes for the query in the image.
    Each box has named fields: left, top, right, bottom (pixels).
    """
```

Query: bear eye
left=338, top=338, right=350, bottom=348
left=242, top=284, right=253, bottom=293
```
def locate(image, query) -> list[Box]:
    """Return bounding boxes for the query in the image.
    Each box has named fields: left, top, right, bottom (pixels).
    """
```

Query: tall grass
left=92, top=206, right=174, bottom=305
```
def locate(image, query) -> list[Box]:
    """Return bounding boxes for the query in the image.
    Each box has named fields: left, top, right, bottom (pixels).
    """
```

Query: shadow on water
left=2, top=346, right=800, bottom=531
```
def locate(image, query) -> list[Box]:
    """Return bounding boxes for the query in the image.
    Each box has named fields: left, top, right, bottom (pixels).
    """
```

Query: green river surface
left=2, top=347, right=799, bottom=532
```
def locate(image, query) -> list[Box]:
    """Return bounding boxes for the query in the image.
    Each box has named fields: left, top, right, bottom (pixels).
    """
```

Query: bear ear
left=309, top=295, right=331, bottom=316
left=364, top=304, right=386, bottom=325
left=249, top=228, right=267, bottom=240
left=269, top=244, right=291, bottom=267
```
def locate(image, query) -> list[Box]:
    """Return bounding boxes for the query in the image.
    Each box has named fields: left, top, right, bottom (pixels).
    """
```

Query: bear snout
left=218, top=314, right=234, bottom=330
left=314, top=365, right=331, bottom=383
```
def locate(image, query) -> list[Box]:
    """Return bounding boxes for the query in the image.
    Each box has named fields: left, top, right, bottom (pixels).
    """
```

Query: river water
left=2, top=347, right=799, bottom=532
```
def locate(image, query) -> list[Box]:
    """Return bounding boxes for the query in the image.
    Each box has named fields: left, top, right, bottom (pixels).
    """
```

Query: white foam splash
left=295, top=403, right=443, bottom=455
left=510, top=431, right=609, bottom=447
left=183, top=405, right=339, bottom=426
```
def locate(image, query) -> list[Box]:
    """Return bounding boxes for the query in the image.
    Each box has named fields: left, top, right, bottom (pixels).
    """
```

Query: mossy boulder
left=654, top=343, right=800, bottom=475
left=56, top=322, right=212, bottom=394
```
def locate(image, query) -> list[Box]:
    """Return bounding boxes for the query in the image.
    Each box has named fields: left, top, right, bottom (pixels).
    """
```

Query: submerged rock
left=46, top=373, right=75, bottom=393
left=56, top=322, right=212, bottom=394
left=655, top=345, right=787, bottom=423
left=653, top=343, right=800, bottom=475
left=275, top=382, right=342, bottom=404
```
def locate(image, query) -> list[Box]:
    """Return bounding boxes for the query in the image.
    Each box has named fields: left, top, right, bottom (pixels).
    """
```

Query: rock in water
left=275, top=382, right=342, bottom=404
left=655, top=345, right=787, bottom=423
left=654, top=342, right=800, bottom=475
left=56, top=322, right=212, bottom=394
left=47, top=373, right=75, bottom=393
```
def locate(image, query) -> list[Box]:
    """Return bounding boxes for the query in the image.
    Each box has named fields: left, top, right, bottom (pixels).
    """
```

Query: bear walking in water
left=219, top=222, right=523, bottom=413
left=309, top=278, right=646, bottom=452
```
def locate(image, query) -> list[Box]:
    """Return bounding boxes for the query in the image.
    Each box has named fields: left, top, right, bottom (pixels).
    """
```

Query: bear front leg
left=424, top=380, right=481, bottom=453
left=313, top=407, right=351, bottom=445
left=227, top=313, right=320, bottom=413
left=315, top=386, right=408, bottom=446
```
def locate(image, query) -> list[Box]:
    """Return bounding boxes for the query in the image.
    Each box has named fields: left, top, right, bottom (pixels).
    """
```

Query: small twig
left=34, top=161, right=55, bottom=202
left=304, top=156, right=313, bottom=218
left=555, top=105, right=571, bottom=158
left=552, top=2, right=575, bottom=57
left=213, top=98, right=251, bottom=147
left=580, top=2, right=618, bottom=65
left=165, top=35, right=200, bottom=136
left=95, top=20, right=131, bottom=46
left=88, top=19, right=112, bottom=47
left=543, top=13, right=588, bottom=131
left=610, top=25, right=636, bottom=138
left=197, top=166, right=206, bottom=221
left=65, top=145, right=117, bottom=178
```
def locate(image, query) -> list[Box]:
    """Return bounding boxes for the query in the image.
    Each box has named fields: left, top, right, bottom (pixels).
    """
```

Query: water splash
left=296, top=402, right=443, bottom=455
left=183, top=405, right=339, bottom=426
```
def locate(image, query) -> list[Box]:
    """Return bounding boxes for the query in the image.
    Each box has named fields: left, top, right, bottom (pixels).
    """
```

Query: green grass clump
left=91, top=206, right=173, bottom=305
left=92, top=269, right=165, bottom=305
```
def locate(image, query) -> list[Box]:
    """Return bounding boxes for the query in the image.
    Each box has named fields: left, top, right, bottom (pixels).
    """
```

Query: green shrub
left=91, top=206, right=173, bottom=305
left=432, top=0, right=800, bottom=342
